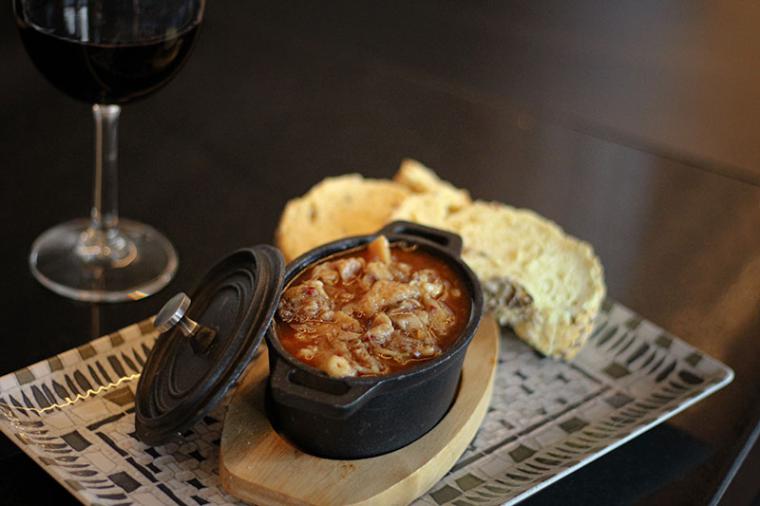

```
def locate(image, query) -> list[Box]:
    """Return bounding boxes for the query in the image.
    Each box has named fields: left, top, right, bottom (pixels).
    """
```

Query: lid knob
left=154, top=292, right=215, bottom=353
left=154, top=292, right=199, bottom=336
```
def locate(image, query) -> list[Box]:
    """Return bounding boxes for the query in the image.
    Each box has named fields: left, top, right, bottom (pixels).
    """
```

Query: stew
left=275, top=236, right=470, bottom=377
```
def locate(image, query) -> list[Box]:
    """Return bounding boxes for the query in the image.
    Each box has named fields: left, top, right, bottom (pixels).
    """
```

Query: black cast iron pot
left=265, top=221, right=484, bottom=459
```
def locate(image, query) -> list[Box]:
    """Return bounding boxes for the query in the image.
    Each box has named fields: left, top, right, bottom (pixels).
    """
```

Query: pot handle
left=269, top=358, right=381, bottom=419
left=378, top=220, right=463, bottom=256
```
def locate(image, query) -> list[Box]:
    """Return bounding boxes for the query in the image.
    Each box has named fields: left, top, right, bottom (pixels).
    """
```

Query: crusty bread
left=444, top=202, right=606, bottom=360
left=274, top=161, right=606, bottom=360
left=393, top=159, right=471, bottom=206
left=276, top=174, right=410, bottom=261
left=389, top=194, right=462, bottom=230
left=390, top=159, right=471, bottom=229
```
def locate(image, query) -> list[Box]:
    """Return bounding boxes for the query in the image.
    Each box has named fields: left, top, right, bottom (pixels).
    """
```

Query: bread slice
left=390, top=159, right=471, bottom=229
left=276, top=174, right=410, bottom=261
left=445, top=201, right=606, bottom=360
left=388, top=194, right=460, bottom=230
left=274, top=161, right=606, bottom=360
left=394, top=159, right=470, bottom=203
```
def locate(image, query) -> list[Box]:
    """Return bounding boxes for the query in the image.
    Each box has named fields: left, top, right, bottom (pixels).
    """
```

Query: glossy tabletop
left=1, top=1, right=759, bottom=505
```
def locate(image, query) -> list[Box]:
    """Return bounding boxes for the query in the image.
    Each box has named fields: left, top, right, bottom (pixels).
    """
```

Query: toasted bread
left=276, top=174, right=410, bottom=261
left=445, top=201, right=606, bottom=359
left=390, top=159, right=471, bottom=229
left=393, top=158, right=471, bottom=206
left=274, top=161, right=606, bottom=360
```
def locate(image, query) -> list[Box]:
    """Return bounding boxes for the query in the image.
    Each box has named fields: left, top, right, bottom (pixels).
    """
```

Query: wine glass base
left=29, top=218, right=178, bottom=303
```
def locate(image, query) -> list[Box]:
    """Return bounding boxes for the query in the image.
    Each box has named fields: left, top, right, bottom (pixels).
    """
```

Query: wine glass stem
left=92, top=104, right=120, bottom=230
left=76, top=104, right=135, bottom=267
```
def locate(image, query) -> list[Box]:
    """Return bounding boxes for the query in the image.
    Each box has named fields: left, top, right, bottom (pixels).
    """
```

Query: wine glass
left=14, top=0, right=205, bottom=302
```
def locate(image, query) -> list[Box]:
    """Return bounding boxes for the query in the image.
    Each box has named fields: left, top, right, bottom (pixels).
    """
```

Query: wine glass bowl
left=14, top=0, right=203, bottom=104
left=14, top=0, right=205, bottom=302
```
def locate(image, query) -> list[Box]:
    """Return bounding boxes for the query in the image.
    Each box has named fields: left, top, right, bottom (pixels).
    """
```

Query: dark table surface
left=2, top=1, right=759, bottom=505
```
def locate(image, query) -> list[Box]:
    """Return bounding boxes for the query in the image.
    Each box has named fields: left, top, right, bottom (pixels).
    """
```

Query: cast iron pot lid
left=135, top=245, right=285, bottom=446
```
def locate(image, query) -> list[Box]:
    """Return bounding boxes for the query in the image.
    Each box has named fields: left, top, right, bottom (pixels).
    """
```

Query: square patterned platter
left=0, top=299, right=733, bottom=506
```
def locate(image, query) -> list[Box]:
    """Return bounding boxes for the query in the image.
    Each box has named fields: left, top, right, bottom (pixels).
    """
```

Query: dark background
left=1, top=1, right=759, bottom=504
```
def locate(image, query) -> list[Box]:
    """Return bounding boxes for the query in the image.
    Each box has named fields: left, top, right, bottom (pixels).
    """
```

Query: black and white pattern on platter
left=0, top=301, right=733, bottom=506
left=0, top=320, right=241, bottom=505
left=416, top=301, right=732, bottom=506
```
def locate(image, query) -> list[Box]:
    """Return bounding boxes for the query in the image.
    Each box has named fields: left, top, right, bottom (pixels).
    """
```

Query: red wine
left=16, top=19, right=199, bottom=105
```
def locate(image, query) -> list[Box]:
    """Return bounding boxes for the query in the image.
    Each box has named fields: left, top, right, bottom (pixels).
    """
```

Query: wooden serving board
left=219, top=317, right=499, bottom=506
